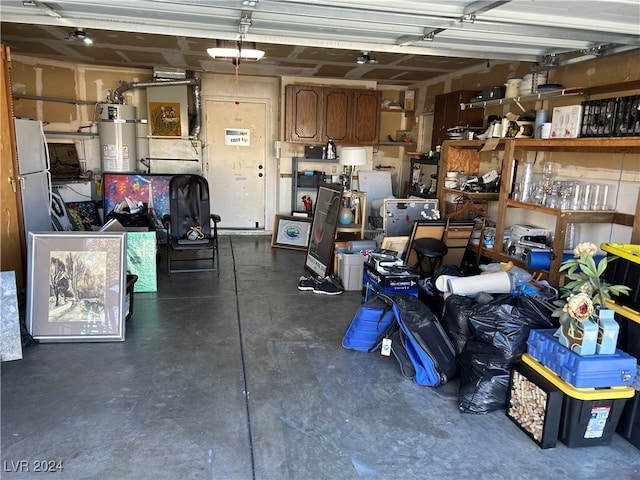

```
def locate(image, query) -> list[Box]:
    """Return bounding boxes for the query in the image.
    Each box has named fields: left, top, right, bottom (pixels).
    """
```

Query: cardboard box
left=509, top=224, right=549, bottom=242
left=551, top=105, right=583, bottom=139
left=400, top=90, right=415, bottom=110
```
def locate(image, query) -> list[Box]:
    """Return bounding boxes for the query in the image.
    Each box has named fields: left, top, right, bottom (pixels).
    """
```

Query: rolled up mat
left=435, top=275, right=457, bottom=293
left=447, top=271, right=512, bottom=296
left=346, top=240, right=377, bottom=253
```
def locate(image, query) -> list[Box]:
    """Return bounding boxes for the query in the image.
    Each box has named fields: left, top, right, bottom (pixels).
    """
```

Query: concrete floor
left=2, top=235, right=639, bottom=480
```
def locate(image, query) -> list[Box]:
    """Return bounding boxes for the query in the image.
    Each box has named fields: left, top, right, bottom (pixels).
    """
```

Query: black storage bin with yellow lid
left=614, top=300, right=640, bottom=450
left=522, top=353, right=634, bottom=448
left=559, top=395, right=627, bottom=448
left=617, top=391, right=640, bottom=450
left=601, top=243, right=640, bottom=314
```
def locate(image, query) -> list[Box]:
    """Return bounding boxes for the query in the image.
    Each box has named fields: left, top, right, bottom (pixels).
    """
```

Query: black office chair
left=162, top=174, right=221, bottom=276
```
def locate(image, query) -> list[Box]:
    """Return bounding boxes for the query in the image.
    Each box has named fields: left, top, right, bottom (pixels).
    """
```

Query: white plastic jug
left=505, top=78, right=522, bottom=98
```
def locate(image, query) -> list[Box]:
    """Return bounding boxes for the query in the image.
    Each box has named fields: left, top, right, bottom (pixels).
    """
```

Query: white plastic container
left=336, top=250, right=366, bottom=291
left=505, top=78, right=522, bottom=98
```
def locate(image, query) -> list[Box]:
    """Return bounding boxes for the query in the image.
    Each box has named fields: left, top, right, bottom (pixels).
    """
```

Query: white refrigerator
left=14, top=118, right=52, bottom=241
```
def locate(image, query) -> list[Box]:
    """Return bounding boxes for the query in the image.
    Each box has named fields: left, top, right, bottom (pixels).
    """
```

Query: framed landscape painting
left=27, top=231, right=127, bottom=342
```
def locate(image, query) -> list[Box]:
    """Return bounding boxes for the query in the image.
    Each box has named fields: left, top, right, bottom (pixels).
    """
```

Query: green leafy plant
left=552, top=242, right=630, bottom=333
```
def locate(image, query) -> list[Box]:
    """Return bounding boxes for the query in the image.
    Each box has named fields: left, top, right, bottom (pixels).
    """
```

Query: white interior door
left=204, top=99, right=267, bottom=229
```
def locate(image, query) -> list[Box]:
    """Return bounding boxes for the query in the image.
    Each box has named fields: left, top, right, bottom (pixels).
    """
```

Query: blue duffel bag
left=342, top=294, right=395, bottom=352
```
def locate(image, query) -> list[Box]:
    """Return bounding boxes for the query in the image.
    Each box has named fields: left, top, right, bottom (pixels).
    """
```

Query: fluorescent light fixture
left=207, top=40, right=264, bottom=60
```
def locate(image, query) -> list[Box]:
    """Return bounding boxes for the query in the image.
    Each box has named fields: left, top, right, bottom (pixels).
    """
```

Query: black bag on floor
left=440, top=294, right=476, bottom=356
left=458, top=339, right=511, bottom=414
left=468, top=293, right=555, bottom=360
left=385, top=293, right=459, bottom=387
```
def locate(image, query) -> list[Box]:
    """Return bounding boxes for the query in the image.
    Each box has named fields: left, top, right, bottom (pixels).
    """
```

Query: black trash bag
left=467, top=293, right=555, bottom=360
left=441, top=294, right=477, bottom=356
left=458, top=339, right=511, bottom=414
left=418, top=277, right=444, bottom=318
left=419, top=265, right=465, bottom=318
left=432, top=264, right=463, bottom=292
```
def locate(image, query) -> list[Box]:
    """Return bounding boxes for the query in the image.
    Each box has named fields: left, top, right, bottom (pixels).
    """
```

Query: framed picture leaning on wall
left=271, top=214, right=312, bottom=251
left=305, top=183, right=343, bottom=279
left=27, top=231, right=128, bottom=342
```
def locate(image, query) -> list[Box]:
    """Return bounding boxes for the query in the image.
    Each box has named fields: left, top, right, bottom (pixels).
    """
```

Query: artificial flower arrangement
left=552, top=242, right=630, bottom=353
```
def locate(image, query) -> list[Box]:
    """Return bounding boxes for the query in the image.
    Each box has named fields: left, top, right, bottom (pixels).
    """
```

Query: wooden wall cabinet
left=285, top=85, right=324, bottom=143
left=285, top=85, right=381, bottom=146
left=347, top=89, right=380, bottom=145
left=432, top=90, right=484, bottom=150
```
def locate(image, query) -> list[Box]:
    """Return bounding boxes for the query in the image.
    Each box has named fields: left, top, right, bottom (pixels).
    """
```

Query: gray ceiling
left=1, top=0, right=639, bottom=86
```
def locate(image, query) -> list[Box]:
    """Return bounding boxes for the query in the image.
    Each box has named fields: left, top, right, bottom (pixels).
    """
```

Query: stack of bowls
left=519, top=71, right=548, bottom=95
left=444, top=171, right=459, bottom=189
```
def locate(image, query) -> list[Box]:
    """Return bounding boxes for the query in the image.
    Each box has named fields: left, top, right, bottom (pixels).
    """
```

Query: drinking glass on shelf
left=542, top=162, right=558, bottom=188
left=531, top=180, right=546, bottom=205
left=546, top=181, right=562, bottom=209
left=511, top=183, right=521, bottom=201
left=559, top=181, right=575, bottom=210
left=571, top=182, right=582, bottom=210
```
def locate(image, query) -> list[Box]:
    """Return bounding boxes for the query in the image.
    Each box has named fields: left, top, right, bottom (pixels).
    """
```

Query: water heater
left=98, top=104, right=137, bottom=172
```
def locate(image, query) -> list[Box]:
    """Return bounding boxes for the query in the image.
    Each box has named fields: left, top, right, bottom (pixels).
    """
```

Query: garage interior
left=1, top=2, right=640, bottom=479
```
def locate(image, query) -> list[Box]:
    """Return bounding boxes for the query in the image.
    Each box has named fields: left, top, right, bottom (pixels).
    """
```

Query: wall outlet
left=332, top=166, right=337, bottom=173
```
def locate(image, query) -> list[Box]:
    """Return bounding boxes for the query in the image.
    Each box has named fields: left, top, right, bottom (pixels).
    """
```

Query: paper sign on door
left=225, top=128, right=250, bottom=146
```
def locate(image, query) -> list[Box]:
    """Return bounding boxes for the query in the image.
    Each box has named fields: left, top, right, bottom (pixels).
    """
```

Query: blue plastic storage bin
left=527, top=329, right=637, bottom=388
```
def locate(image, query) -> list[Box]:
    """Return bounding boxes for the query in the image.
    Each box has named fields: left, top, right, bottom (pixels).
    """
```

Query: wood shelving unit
left=439, top=137, right=640, bottom=286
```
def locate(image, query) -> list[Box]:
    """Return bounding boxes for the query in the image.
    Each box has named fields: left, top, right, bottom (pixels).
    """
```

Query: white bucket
left=505, top=78, right=522, bottom=98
